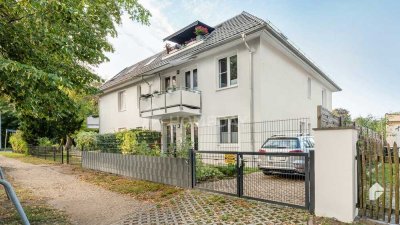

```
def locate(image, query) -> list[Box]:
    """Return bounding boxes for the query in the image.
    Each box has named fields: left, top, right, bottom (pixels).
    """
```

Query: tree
left=354, top=115, right=386, bottom=134
left=332, top=108, right=352, bottom=125
left=0, top=1, right=151, bottom=143
left=0, top=97, right=19, bottom=147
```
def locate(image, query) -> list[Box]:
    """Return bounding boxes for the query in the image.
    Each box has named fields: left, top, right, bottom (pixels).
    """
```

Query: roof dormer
left=163, top=21, right=214, bottom=45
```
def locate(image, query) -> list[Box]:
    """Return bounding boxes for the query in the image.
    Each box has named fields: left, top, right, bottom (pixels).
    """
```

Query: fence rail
left=81, top=151, right=191, bottom=188
left=28, top=146, right=81, bottom=165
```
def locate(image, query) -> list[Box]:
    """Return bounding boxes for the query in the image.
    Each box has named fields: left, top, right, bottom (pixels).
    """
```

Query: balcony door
left=165, top=124, right=177, bottom=152
left=184, top=69, right=198, bottom=90
left=164, top=75, right=177, bottom=91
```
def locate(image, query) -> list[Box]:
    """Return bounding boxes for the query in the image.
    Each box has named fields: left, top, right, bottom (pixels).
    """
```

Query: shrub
left=37, top=137, right=53, bottom=147
left=76, top=131, right=97, bottom=150
left=96, top=133, right=121, bottom=153
left=117, top=131, right=137, bottom=154
left=9, top=131, right=28, bottom=154
left=215, top=164, right=236, bottom=177
left=196, top=165, right=224, bottom=182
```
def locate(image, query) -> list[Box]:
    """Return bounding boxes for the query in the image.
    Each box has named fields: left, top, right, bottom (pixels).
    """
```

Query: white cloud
left=181, top=0, right=235, bottom=24
left=94, top=0, right=176, bottom=80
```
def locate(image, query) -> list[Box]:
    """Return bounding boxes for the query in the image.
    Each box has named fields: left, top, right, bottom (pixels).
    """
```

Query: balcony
left=139, top=88, right=201, bottom=118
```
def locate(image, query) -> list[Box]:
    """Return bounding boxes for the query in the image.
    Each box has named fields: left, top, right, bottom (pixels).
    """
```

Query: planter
left=196, top=35, right=204, bottom=41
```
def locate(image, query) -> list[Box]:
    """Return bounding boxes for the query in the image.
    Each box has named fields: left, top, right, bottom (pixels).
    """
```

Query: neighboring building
left=386, top=113, right=400, bottom=144
left=99, top=11, right=341, bottom=151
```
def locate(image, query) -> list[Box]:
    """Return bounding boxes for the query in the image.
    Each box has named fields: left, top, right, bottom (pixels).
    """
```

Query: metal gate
left=191, top=150, right=315, bottom=211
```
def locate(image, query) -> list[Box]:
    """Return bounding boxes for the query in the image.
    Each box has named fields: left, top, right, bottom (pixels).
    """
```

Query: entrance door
left=165, top=124, right=177, bottom=154
left=183, top=122, right=199, bottom=150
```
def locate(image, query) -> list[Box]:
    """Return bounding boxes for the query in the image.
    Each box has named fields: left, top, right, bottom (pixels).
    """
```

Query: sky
left=94, top=0, right=400, bottom=118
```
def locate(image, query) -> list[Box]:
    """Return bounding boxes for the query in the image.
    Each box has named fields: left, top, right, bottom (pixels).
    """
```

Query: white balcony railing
left=139, top=88, right=201, bottom=118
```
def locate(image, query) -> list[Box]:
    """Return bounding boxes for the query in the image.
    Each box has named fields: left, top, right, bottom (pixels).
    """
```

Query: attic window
left=145, top=57, right=156, bottom=66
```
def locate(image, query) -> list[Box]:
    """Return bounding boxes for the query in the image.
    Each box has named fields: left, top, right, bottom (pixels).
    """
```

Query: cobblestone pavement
left=197, top=172, right=305, bottom=206
left=115, top=190, right=309, bottom=225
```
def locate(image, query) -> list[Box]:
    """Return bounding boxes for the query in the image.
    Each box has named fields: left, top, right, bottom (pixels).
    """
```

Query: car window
left=262, top=138, right=300, bottom=149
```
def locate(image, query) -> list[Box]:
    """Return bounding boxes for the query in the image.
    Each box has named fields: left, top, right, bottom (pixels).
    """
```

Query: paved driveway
left=116, top=190, right=309, bottom=225
left=196, top=171, right=305, bottom=206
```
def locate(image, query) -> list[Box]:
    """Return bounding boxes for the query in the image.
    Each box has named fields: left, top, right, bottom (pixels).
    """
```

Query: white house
left=99, top=12, right=341, bottom=152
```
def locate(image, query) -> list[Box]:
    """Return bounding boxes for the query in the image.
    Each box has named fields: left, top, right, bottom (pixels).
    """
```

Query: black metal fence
left=28, top=146, right=81, bottom=165
left=197, top=118, right=311, bottom=152
left=193, top=150, right=314, bottom=210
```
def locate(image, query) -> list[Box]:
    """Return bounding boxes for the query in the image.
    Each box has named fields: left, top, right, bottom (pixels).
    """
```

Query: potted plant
left=152, top=90, right=160, bottom=96
left=141, top=93, right=152, bottom=98
left=194, top=26, right=208, bottom=41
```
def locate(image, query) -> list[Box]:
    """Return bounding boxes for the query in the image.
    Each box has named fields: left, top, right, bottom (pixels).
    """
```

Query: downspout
left=141, top=75, right=152, bottom=130
left=242, top=33, right=255, bottom=152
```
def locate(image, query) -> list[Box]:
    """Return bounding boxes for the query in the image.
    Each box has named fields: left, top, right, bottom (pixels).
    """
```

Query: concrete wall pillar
left=313, top=128, right=358, bottom=223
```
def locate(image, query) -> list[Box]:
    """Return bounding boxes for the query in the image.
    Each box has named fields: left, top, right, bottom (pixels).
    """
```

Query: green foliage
left=196, top=165, right=224, bottom=182
left=37, top=137, right=53, bottom=147
left=175, top=140, right=193, bottom=158
left=0, top=98, right=19, bottom=147
left=76, top=131, right=98, bottom=150
left=96, top=133, right=121, bottom=153
left=0, top=1, right=151, bottom=142
left=117, top=131, right=137, bottom=154
left=165, top=139, right=192, bottom=158
left=215, top=165, right=237, bottom=177
left=96, top=129, right=161, bottom=155
left=355, top=115, right=386, bottom=134
left=9, top=131, right=28, bottom=154
left=332, top=108, right=352, bottom=125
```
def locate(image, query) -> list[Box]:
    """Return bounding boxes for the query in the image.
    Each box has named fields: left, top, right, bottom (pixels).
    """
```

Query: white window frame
left=163, top=73, right=177, bottom=91
left=218, top=116, right=239, bottom=144
left=183, top=67, right=198, bottom=90
left=118, top=90, right=126, bottom=112
left=307, top=77, right=312, bottom=99
left=216, top=53, right=238, bottom=90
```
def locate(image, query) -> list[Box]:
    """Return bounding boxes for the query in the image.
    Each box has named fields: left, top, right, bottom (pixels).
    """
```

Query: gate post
left=66, top=147, right=70, bottom=164
left=309, top=150, right=315, bottom=214
left=313, top=127, right=358, bottom=223
left=236, top=153, right=244, bottom=197
left=190, top=149, right=196, bottom=188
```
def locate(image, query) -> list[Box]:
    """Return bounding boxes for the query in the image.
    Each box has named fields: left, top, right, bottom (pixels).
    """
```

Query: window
left=307, top=78, right=312, bottom=99
left=230, top=55, right=237, bottom=85
left=193, top=69, right=198, bottom=90
left=185, top=71, right=191, bottom=89
left=219, top=117, right=238, bottom=143
left=165, top=77, right=170, bottom=90
left=322, top=89, right=327, bottom=107
left=262, top=138, right=300, bottom=149
left=218, top=55, right=238, bottom=88
left=219, top=58, right=228, bottom=88
left=118, top=91, right=126, bottom=111
left=184, top=69, right=198, bottom=90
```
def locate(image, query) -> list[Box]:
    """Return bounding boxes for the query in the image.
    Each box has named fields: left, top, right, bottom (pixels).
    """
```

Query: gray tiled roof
left=101, top=11, right=341, bottom=91
left=101, top=11, right=265, bottom=91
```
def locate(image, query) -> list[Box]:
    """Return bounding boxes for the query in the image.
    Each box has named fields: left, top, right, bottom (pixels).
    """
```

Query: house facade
left=386, top=113, right=400, bottom=144
left=99, top=12, right=341, bottom=152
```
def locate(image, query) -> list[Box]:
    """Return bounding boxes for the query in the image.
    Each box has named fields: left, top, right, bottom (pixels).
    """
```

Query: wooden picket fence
left=357, top=128, right=400, bottom=223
